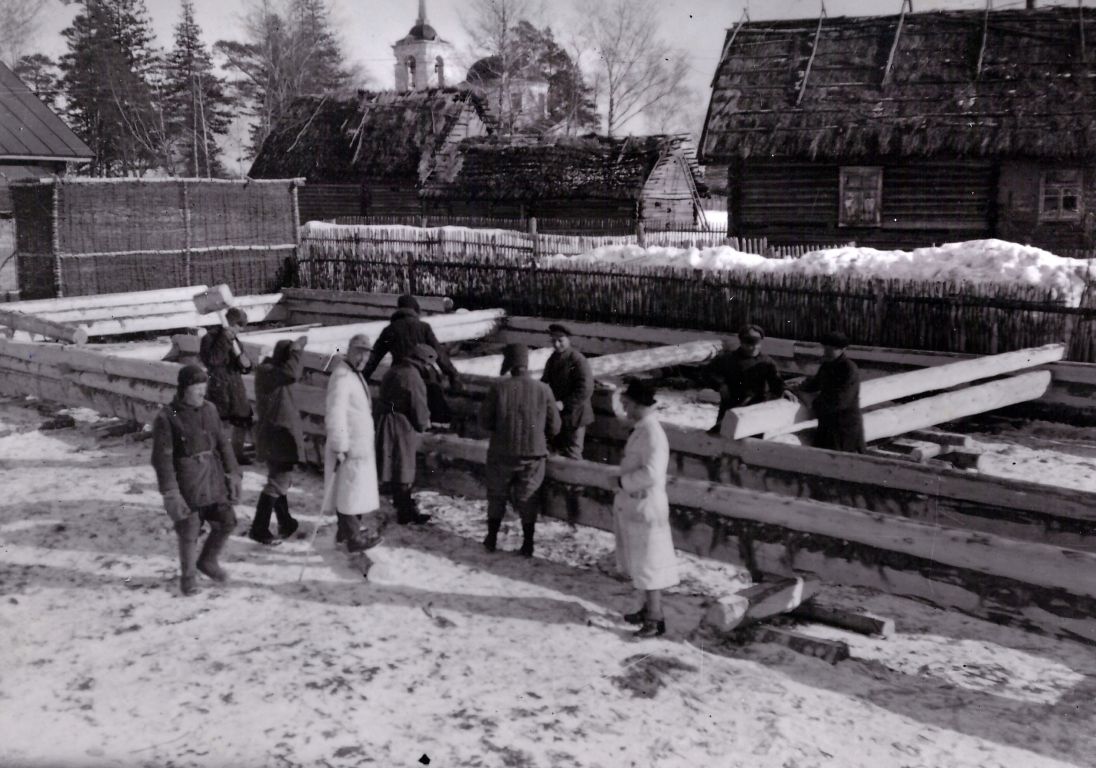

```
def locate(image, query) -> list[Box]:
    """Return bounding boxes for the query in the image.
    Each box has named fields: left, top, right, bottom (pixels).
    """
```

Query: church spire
left=417, top=0, right=427, bottom=24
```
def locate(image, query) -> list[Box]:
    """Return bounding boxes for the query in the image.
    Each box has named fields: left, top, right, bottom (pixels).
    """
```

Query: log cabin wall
left=297, top=184, right=362, bottom=224
left=363, top=180, right=422, bottom=217
left=734, top=159, right=995, bottom=248
left=997, top=160, right=1096, bottom=252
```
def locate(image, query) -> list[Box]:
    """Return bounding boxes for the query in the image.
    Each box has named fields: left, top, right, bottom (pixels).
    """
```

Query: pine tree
left=13, top=53, right=61, bottom=109
left=164, top=0, right=231, bottom=176
left=59, top=0, right=166, bottom=175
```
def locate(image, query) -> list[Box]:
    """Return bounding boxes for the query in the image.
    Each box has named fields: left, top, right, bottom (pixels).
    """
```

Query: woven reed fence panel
left=187, top=182, right=298, bottom=248
left=297, top=225, right=1096, bottom=362
left=188, top=246, right=296, bottom=295
left=59, top=251, right=189, bottom=297
left=58, top=182, right=187, bottom=254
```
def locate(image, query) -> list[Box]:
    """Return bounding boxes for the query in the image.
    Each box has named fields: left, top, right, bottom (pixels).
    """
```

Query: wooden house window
left=839, top=167, right=882, bottom=227
left=1040, top=170, right=1083, bottom=222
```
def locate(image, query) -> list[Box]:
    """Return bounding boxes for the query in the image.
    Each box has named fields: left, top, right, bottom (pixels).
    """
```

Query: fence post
left=406, top=250, right=416, bottom=295
left=872, top=279, right=887, bottom=345
left=529, top=216, right=539, bottom=259
left=635, top=218, right=646, bottom=248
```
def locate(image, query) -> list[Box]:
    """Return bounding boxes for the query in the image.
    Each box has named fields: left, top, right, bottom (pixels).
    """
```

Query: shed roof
left=700, top=6, right=1096, bottom=162
left=421, top=134, right=704, bottom=200
left=0, top=61, right=92, bottom=162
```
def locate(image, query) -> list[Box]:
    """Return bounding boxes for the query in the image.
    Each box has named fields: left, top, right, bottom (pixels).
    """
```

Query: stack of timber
left=2, top=286, right=287, bottom=338
left=281, top=288, right=455, bottom=326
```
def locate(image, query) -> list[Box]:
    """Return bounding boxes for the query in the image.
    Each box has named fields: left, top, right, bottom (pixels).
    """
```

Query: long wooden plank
left=454, top=340, right=723, bottom=381
left=8, top=285, right=210, bottom=315
left=282, top=288, right=453, bottom=314
left=0, top=308, right=88, bottom=345
left=36, top=299, right=204, bottom=324
left=725, top=344, right=1064, bottom=439
left=81, top=296, right=286, bottom=337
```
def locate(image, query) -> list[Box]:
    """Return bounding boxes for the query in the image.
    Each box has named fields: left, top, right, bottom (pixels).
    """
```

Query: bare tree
left=584, top=0, right=690, bottom=136
left=462, top=0, right=542, bottom=133
left=0, top=0, right=48, bottom=67
left=644, top=84, right=704, bottom=140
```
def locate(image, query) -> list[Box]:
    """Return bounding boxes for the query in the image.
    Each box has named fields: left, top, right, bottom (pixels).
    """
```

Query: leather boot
left=274, top=495, right=298, bottom=539
left=483, top=517, right=501, bottom=552
left=175, top=516, right=200, bottom=596
left=197, top=520, right=232, bottom=582
left=338, top=513, right=381, bottom=553
left=248, top=494, right=280, bottom=546
left=518, top=521, right=535, bottom=558
left=396, top=486, right=431, bottom=525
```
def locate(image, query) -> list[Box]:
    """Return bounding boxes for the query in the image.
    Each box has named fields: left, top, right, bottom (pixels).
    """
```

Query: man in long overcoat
left=706, top=324, right=785, bottom=433
left=151, top=365, right=242, bottom=596
left=540, top=323, right=594, bottom=460
left=249, top=336, right=308, bottom=545
left=375, top=343, right=434, bottom=526
left=200, top=307, right=254, bottom=464
left=480, top=344, right=561, bottom=557
left=790, top=331, right=865, bottom=453
left=323, top=333, right=383, bottom=552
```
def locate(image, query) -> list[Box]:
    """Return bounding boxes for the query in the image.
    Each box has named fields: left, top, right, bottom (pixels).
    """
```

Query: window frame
left=1039, top=169, right=1084, bottom=222
left=838, top=166, right=883, bottom=227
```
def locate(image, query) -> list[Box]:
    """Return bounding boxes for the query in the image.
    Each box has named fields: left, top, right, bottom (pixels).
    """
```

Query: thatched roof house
left=421, top=134, right=707, bottom=227
left=249, top=88, right=490, bottom=222
left=699, top=6, right=1096, bottom=250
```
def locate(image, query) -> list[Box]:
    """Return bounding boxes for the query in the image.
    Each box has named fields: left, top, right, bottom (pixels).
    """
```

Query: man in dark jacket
left=151, top=365, right=242, bottom=596
left=361, top=295, right=463, bottom=398
left=481, top=344, right=561, bottom=557
left=706, top=324, right=786, bottom=434
left=249, top=336, right=308, bottom=545
left=540, top=323, right=594, bottom=460
left=375, top=343, right=434, bottom=526
left=200, top=307, right=254, bottom=464
left=790, top=331, right=865, bottom=453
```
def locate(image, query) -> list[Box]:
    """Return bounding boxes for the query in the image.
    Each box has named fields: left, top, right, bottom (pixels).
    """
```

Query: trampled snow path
left=2, top=396, right=1096, bottom=768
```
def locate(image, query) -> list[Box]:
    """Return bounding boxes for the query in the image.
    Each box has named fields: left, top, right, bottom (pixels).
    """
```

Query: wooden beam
left=457, top=340, right=723, bottom=381
left=976, top=0, right=992, bottom=80
left=723, top=344, right=1064, bottom=439
left=80, top=299, right=286, bottom=338
left=881, top=0, right=911, bottom=85
left=752, top=627, right=850, bottom=664
left=0, top=307, right=88, bottom=345
left=36, top=299, right=209, bottom=324
left=0, top=337, right=181, bottom=385
left=792, top=601, right=895, bottom=637
left=7, top=285, right=210, bottom=315
left=282, top=288, right=453, bottom=314
left=703, top=577, right=820, bottom=632
left=795, top=3, right=826, bottom=106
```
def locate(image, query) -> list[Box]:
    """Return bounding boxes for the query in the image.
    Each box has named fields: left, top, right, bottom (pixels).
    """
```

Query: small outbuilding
left=700, top=5, right=1096, bottom=251
left=420, top=133, right=707, bottom=228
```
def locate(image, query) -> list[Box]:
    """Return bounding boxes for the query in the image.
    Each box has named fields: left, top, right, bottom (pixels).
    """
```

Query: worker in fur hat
left=151, top=364, right=242, bottom=596
left=375, top=343, right=435, bottom=525
left=480, top=343, right=561, bottom=557
left=705, top=323, right=785, bottom=435
left=786, top=330, right=865, bottom=453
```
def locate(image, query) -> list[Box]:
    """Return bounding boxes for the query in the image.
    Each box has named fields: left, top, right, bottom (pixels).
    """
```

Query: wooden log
left=0, top=369, right=161, bottom=424
left=792, top=601, right=895, bottom=637
left=752, top=627, right=850, bottom=664
left=80, top=296, right=286, bottom=337
left=725, top=344, right=1065, bottom=439
left=880, top=438, right=944, bottom=462
left=0, top=307, right=88, bottom=345
left=282, top=288, right=453, bottom=314
left=0, top=354, right=175, bottom=405
left=35, top=299, right=206, bottom=323
left=904, top=429, right=972, bottom=448
left=703, top=577, right=820, bottom=633
left=7, top=285, right=209, bottom=315
left=453, top=341, right=722, bottom=381
left=0, top=337, right=182, bottom=386
left=937, top=447, right=987, bottom=471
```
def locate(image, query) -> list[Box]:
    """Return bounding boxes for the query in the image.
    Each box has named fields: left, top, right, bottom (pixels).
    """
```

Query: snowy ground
left=3, top=396, right=1096, bottom=768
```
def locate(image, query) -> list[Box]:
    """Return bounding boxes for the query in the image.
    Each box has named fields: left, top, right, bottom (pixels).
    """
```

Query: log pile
left=281, top=288, right=454, bottom=326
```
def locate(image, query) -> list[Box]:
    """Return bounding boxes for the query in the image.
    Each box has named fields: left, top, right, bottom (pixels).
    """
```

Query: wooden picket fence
left=295, top=224, right=1096, bottom=362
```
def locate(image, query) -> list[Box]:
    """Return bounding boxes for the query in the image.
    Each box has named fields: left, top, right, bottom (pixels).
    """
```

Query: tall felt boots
left=519, top=522, right=535, bottom=558
left=394, top=486, right=431, bottom=525
left=483, top=517, right=501, bottom=552
left=197, top=520, right=232, bottom=582
left=274, top=495, right=299, bottom=539
left=174, top=516, right=201, bottom=596
left=248, top=494, right=280, bottom=546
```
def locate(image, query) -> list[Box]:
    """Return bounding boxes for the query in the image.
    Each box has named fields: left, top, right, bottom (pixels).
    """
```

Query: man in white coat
left=613, top=379, right=679, bottom=638
left=323, top=333, right=382, bottom=552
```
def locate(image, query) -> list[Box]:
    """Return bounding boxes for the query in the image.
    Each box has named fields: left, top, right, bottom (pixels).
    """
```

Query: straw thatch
left=421, top=133, right=706, bottom=201
left=701, top=6, right=1096, bottom=162
left=249, top=88, right=492, bottom=183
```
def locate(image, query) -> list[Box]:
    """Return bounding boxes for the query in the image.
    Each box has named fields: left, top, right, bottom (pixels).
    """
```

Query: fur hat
left=272, top=338, right=294, bottom=364
left=547, top=323, right=573, bottom=338
left=622, top=378, right=657, bottom=407
left=500, top=343, right=529, bottom=375
left=177, top=364, right=208, bottom=389
left=409, top=343, right=438, bottom=367
left=397, top=294, right=420, bottom=312
left=820, top=331, right=850, bottom=349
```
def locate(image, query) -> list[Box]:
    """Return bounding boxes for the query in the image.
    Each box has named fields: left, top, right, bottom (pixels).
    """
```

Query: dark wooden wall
left=997, top=161, right=1095, bottom=252
left=298, top=184, right=361, bottom=224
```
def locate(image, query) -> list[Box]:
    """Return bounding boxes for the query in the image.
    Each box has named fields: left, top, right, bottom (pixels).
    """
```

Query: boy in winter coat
left=249, top=336, right=308, bottom=545
left=480, top=344, right=561, bottom=557
left=151, top=365, right=242, bottom=596
left=200, top=307, right=254, bottom=464
left=541, top=323, right=594, bottom=460
left=322, top=333, right=383, bottom=552
left=613, top=379, right=678, bottom=638
left=787, top=331, right=865, bottom=453
left=375, top=343, right=434, bottom=526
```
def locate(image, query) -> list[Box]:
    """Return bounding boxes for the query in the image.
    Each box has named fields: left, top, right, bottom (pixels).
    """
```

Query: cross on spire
left=418, top=0, right=427, bottom=24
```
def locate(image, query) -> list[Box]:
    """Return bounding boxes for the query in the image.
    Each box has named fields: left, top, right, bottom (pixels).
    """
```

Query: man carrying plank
left=705, top=324, right=785, bottom=435
left=480, top=344, right=561, bottom=557
left=151, top=365, right=242, bottom=596
left=541, top=323, right=594, bottom=460
left=787, top=331, right=865, bottom=453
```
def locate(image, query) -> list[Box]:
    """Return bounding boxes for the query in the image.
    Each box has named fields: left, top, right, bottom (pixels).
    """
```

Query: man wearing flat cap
left=480, top=343, right=561, bottom=557
left=361, top=294, right=464, bottom=397
left=540, top=323, right=594, bottom=460
left=322, top=333, right=383, bottom=552
left=375, top=343, right=435, bottom=526
left=705, top=323, right=785, bottom=434
left=151, top=364, right=242, bottom=596
left=787, top=330, right=865, bottom=453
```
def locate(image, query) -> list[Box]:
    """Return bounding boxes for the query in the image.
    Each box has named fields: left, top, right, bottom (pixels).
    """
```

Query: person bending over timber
left=786, top=331, right=865, bottom=453
left=360, top=295, right=464, bottom=400
left=151, top=365, right=242, bottom=596
left=705, top=323, right=785, bottom=435
left=200, top=307, right=254, bottom=464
